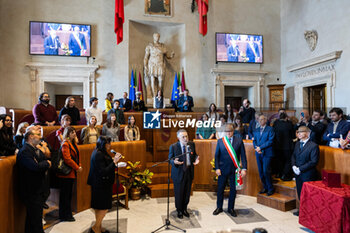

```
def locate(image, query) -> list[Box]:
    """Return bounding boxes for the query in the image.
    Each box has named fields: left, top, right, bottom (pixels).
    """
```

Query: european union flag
left=171, top=72, right=179, bottom=101
left=129, top=69, right=136, bottom=102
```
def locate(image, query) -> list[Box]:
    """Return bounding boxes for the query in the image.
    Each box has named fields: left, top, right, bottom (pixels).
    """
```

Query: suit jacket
left=215, top=136, right=247, bottom=175
left=132, top=99, right=146, bottom=111
left=68, top=33, right=86, bottom=56
left=273, top=119, right=295, bottom=150
left=57, top=140, right=81, bottom=179
left=291, top=140, right=319, bottom=180
left=323, top=119, right=350, bottom=145
left=169, top=141, right=198, bottom=183
left=253, top=125, right=275, bottom=157
left=177, top=95, right=194, bottom=112
left=44, top=36, right=61, bottom=55
left=119, top=98, right=132, bottom=112
left=87, top=149, right=115, bottom=188
left=16, top=143, right=50, bottom=203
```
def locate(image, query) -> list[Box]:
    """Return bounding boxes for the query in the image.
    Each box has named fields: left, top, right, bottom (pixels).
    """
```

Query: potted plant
left=123, top=161, right=154, bottom=200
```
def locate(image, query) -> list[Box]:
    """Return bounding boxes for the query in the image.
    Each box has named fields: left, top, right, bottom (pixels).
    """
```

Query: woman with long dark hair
left=102, top=113, right=120, bottom=142
left=153, top=89, right=165, bottom=109
left=0, top=114, right=16, bottom=156
left=124, top=115, right=140, bottom=141
left=234, top=115, right=248, bottom=139
left=224, top=104, right=235, bottom=123
left=88, top=136, right=122, bottom=233
left=207, top=103, right=220, bottom=121
left=58, top=96, right=81, bottom=125
left=57, top=126, right=82, bottom=221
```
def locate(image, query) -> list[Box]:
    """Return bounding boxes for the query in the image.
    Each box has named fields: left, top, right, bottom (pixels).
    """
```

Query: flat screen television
left=216, top=33, right=263, bottom=64
left=29, top=21, right=91, bottom=57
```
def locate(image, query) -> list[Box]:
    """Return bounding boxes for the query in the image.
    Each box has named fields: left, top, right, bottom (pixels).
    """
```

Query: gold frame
left=144, top=0, right=171, bottom=16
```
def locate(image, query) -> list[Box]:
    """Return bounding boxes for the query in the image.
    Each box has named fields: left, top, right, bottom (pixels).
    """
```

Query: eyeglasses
left=5, top=119, right=13, bottom=122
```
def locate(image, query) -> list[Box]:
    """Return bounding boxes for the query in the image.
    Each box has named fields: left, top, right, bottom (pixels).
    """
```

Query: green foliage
left=123, top=161, right=154, bottom=190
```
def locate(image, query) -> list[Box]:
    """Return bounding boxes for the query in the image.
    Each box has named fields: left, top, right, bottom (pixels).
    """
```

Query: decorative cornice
left=211, top=68, right=268, bottom=76
left=287, top=51, right=342, bottom=72
left=25, top=62, right=99, bottom=71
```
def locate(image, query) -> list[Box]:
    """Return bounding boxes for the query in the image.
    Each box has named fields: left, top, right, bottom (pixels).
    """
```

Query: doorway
left=225, top=97, right=242, bottom=112
left=308, top=84, right=326, bottom=113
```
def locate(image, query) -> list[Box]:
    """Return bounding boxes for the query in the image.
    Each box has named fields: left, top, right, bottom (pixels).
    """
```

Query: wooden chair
left=112, top=171, right=129, bottom=209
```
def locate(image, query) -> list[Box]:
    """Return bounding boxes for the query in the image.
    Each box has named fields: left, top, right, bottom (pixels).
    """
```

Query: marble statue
left=144, top=33, right=175, bottom=100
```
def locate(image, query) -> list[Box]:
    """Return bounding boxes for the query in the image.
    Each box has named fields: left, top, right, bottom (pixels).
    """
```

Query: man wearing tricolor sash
left=69, top=26, right=87, bottom=56
left=213, top=124, right=247, bottom=217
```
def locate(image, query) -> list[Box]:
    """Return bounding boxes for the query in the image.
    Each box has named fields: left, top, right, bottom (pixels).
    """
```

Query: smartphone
left=301, top=112, right=305, bottom=118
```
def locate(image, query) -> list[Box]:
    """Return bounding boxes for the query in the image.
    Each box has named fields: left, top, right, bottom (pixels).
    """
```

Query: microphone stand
left=151, top=152, right=188, bottom=233
left=116, top=163, right=120, bottom=233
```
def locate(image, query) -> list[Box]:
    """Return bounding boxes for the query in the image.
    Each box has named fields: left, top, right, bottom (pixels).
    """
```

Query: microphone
left=110, top=149, right=117, bottom=154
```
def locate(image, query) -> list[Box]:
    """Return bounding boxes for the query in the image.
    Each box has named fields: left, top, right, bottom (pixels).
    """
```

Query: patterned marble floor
left=45, top=192, right=313, bottom=233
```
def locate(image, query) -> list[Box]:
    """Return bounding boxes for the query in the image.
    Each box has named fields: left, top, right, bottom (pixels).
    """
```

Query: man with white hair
left=291, top=126, right=319, bottom=216
left=169, top=129, right=199, bottom=219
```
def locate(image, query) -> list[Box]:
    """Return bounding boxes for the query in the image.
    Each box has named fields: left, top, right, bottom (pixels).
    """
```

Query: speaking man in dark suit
left=17, top=127, right=51, bottom=233
left=44, top=29, right=61, bottom=55
left=291, top=126, right=320, bottom=216
left=119, top=92, right=132, bottom=112
left=253, top=115, right=275, bottom=196
left=177, top=89, right=194, bottom=112
left=169, top=129, right=199, bottom=219
left=213, top=124, right=247, bottom=217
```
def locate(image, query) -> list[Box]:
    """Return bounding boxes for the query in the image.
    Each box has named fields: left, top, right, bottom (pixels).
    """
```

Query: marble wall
left=281, top=0, right=350, bottom=111
left=0, top=0, right=281, bottom=110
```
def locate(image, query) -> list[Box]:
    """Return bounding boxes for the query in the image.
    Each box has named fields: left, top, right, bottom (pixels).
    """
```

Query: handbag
left=52, top=143, right=77, bottom=175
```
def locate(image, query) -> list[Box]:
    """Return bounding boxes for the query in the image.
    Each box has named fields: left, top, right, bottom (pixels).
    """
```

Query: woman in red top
left=57, top=126, right=82, bottom=221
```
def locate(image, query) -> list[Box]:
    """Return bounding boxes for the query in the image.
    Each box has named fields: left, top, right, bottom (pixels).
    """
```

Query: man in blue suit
left=253, top=115, right=275, bottom=196
left=119, top=92, right=132, bottom=112
left=44, top=30, right=61, bottom=55
left=323, top=107, right=350, bottom=147
left=169, top=129, right=199, bottom=219
left=177, top=89, right=194, bottom=112
left=213, top=124, right=247, bottom=217
left=291, top=126, right=319, bottom=216
left=69, top=26, right=87, bottom=56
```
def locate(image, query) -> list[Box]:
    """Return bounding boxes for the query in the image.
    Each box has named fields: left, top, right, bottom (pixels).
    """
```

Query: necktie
left=182, top=145, right=187, bottom=171
left=260, top=127, right=264, bottom=136
left=300, top=141, right=304, bottom=149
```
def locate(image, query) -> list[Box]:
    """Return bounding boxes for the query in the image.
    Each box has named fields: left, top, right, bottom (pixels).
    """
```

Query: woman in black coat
left=87, top=136, right=122, bottom=233
left=0, top=114, right=16, bottom=156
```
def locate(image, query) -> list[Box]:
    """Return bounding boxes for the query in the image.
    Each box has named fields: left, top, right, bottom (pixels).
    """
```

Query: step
left=257, top=193, right=296, bottom=212
left=147, top=162, right=171, bottom=173
left=152, top=173, right=173, bottom=184
left=273, top=179, right=296, bottom=198
left=149, top=183, right=174, bottom=198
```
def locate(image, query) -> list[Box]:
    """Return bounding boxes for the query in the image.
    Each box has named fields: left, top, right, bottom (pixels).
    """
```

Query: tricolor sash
left=222, top=136, right=243, bottom=187
left=73, top=33, right=82, bottom=50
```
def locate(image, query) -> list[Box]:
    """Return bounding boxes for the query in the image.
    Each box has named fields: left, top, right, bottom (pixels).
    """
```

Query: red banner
left=115, top=0, right=124, bottom=44
left=196, top=0, right=208, bottom=36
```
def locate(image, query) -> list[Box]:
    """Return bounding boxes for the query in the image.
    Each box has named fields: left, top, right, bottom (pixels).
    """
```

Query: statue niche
left=144, top=33, right=175, bottom=101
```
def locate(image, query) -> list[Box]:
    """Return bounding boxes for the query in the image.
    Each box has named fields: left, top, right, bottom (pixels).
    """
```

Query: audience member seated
left=0, top=114, right=16, bottom=156
left=239, top=98, right=256, bottom=124
left=87, top=136, right=122, bottom=233
left=234, top=115, right=248, bottom=139
left=102, top=113, right=120, bottom=142
left=119, top=92, right=132, bottom=112
left=216, top=115, right=227, bottom=139
left=14, top=122, right=29, bottom=150
left=86, top=97, right=103, bottom=125
left=108, top=99, right=125, bottom=124
left=320, top=110, right=330, bottom=126
left=224, top=104, right=235, bottom=123
left=58, top=96, right=81, bottom=125
left=132, top=91, right=146, bottom=112
left=104, top=92, right=114, bottom=113
left=207, top=103, right=220, bottom=121
left=33, top=92, right=58, bottom=126
left=81, top=116, right=100, bottom=144
left=272, top=112, right=295, bottom=181
left=248, top=112, right=262, bottom=139
left=177, top=89, right=194, bottom=112
left=196, top=114, right=215, bottom=139
left=322, top=107, right=350, bottom=148
left=56, top=114, right=72, bottom=144
left=153, top=89, right=165, bottom=109
left=124, top=115, right=140, bottom=141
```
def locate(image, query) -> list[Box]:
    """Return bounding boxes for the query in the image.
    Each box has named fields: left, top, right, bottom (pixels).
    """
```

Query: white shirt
left=86, top=106, right=103, bottom=125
